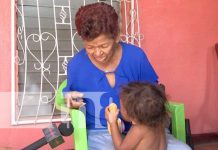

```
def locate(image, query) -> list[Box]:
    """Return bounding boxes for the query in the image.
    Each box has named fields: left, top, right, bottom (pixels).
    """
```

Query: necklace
left=104, top=70, right=115, bottom=74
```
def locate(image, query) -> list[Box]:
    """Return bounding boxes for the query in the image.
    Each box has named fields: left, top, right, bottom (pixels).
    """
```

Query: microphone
left=22, top=122, right=73, bottom=150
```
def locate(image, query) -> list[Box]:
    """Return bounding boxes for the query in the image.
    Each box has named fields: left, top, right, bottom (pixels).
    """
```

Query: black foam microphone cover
left=58, top=122, right=74, bottom=136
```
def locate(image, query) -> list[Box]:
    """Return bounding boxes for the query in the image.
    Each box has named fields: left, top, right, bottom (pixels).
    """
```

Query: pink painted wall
left=138, top=0, right=218, bottom=134
left=0, top=0, right=218, bottom=148
left=0, top=0, right=73, bottom=149
left=0, top=0, right=12, bottom=130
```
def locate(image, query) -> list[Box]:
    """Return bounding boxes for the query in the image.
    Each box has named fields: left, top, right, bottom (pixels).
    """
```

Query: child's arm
left=110, top=120, right=123, bottom=148
left=111, top=124, right=143, bottom=150
left=105, top=107, right=143, bottom=150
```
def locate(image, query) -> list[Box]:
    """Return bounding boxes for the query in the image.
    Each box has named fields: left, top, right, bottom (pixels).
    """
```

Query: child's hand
left=105, top=106, right=119, bottom=124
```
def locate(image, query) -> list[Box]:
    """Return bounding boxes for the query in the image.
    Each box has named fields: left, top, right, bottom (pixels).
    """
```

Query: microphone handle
left=22, top=137, right=47, bottom=150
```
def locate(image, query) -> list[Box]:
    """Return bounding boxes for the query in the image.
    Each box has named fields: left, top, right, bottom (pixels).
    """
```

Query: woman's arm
left=138, top=51, right=158, bottom=84
left=63, top=60, right=85, bottom=108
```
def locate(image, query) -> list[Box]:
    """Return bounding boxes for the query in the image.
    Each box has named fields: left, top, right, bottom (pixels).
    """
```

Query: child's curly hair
left=120, top=82, right=168, bottom=127
left=75, top=2, right=119, bottom=40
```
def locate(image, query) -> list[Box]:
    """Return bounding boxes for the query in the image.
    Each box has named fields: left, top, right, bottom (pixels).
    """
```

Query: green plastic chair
left=55, top=80, right=186, bottom=150
left=55, top=80, right=88, bottom=150
left=165, top=102, right=186, bottom=143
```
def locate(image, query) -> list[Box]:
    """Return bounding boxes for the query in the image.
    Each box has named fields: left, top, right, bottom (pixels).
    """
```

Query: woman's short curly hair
left=75, top=2, right=119, bottom=40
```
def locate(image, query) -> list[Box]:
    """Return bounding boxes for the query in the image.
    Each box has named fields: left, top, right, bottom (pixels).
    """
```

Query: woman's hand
left=105, top=106, right=119, bottom=124
left=64, top=91, right=85, bottom=109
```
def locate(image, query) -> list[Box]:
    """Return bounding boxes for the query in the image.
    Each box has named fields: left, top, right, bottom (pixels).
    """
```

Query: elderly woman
left=63, top=2, right=191, bottom=150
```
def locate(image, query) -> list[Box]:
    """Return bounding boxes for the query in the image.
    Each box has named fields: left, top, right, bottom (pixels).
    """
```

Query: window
left=12, top=0, right=141, bottom=125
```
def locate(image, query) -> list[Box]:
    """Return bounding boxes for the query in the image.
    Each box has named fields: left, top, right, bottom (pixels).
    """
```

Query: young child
left=105, top=82, right=168, bottom=150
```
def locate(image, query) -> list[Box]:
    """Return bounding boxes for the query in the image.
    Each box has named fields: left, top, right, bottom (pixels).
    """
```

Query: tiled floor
left=193, top=133, right=218, bottom=150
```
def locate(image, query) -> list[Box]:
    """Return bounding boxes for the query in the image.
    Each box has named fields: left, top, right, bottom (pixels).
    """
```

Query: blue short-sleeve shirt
left=63, top=42, right=158, bottom=130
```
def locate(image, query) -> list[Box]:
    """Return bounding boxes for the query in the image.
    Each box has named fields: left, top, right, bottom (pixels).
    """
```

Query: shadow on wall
left=198, top=45, right=218, bottom=133
left=215, top=43, right=218, bottom=59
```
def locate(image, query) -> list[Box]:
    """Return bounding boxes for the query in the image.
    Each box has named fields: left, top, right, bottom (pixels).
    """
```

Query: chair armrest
left=165, top=101, right=186, bottom=143
left=55, top=80, right=88, bottom=150
left=70, top=109, right=88, bottom=150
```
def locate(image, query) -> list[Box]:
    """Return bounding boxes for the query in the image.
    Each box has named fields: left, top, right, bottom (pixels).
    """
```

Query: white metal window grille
left=11, top=0, right=142, bottom=125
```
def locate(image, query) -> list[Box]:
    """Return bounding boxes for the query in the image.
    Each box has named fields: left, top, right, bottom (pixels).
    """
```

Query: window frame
left=11, top=0, right=141, bottom=125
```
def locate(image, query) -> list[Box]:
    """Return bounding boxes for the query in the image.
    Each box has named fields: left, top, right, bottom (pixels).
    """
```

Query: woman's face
left=84, top=34, right=118, bottom=65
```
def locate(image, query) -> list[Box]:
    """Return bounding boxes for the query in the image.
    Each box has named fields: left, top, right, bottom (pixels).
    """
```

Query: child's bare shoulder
left=135, top=125, right=167, bottom=150
left=130, top=124, right=149, bottom=137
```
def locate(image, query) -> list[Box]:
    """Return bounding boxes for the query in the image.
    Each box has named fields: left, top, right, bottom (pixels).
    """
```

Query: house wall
left=0, top=1, right=73, bottom=149
left=0, top=0, right=218, bottom=148
left=138, top=0, right=218, bottom=134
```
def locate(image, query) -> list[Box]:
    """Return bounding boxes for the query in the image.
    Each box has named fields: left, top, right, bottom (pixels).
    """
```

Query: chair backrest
left=166, top=102, right=186, bottom=143
left=55, top=80, right=186, bottom=149
left=159, top=83, right=186, bottom=143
